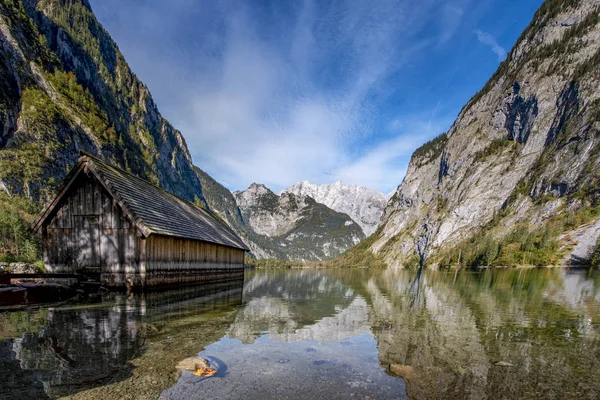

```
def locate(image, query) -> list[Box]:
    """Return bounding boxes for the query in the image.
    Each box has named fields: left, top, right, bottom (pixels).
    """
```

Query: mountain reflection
left=223, top=268, right=600, bottom=400
left=357, top=268, right=600, bottom=400
left=1, top=269, right=599, bottom=400
left=229, top=270, right=366, bottom=343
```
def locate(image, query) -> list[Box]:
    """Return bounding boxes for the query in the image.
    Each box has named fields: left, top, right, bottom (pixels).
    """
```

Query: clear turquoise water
left=1, top=268, right=599, bottom=399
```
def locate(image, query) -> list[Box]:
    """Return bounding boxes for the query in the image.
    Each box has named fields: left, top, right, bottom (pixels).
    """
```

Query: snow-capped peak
left=282, top=180, right=387, bottom=236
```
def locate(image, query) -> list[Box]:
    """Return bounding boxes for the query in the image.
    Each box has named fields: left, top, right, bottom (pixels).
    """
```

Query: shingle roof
left=35, top=154, right=249, bottom=251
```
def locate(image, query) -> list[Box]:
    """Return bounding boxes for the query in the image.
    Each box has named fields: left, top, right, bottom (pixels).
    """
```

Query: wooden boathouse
left=32, top=153, right=248, bottom=289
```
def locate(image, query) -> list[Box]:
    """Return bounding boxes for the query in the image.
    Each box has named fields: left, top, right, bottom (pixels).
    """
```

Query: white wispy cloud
left=331, top=116, right=451, bottom=191
left=475, top=29, right=507, bottom=61
left=92, top=0, right=471, bottom=193
left=438, top=4, right=465, bottom=44
left=172, top=0, right=458, bottom=193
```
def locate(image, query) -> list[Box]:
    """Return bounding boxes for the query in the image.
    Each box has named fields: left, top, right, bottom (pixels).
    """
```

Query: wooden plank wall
left=143, top=235, right=245, bottom=287
left=146, top=235, right=244, bottom=265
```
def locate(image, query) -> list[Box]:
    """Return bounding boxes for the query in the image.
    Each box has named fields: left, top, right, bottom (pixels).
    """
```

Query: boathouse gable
left=41, top=171, right=139, bottom=277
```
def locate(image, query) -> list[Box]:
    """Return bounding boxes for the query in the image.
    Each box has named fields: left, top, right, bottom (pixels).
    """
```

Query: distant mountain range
left=233, top=183, right=365, bottom=260
left=195, top=174, right=385, bottom=260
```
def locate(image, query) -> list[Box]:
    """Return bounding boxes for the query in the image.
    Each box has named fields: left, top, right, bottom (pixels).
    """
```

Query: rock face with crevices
left=283, top=180, right=387, bottom=237
left=233, top=183, right=365, bottom=261
left=368, top=0, right=600, bottom=266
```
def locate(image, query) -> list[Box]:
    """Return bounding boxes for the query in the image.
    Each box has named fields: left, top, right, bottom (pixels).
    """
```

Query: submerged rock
left=390, top=364, right=415, bottom=380
left=176, top=357, right=211, bottom=372
left=176, top=357, right=217, bottom=377
left=493, top=361, right=514, bottom=367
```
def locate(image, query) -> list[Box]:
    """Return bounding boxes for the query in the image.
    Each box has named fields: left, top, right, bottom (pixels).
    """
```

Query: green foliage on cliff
left=0, top=0, right=59, bottom=67
left=0, top=193, right=40, bottom=263
left=517, top=0, right=582, bottom=46
left=47, top=70, right=116, bottom=144
left=472, top=138, right=513, bottom=163
left=536, top=5, right=600, bottom=77
left=37, top=0, right=122, bottom=93
left=590, top=238, right=600, bottom=267
left=314, top=231, right=387, bottom=268
left=439, top=224, right=561, bottom=267
left=438, top=203, right=600, bottom=267
left=411, top=133, right=447, bottom=165
left=36, top=0, right=155, bottom=152
left=0, top=88, right=60, bottom=189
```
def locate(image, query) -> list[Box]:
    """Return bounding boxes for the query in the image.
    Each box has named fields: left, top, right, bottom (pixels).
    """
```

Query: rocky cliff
left=234, top=183, right=365, bottom=261
left=283, top=181, right=387, bottom=237
left=369, top=0, right=600, bottom=267
left=0, top=0, right=205, bottom=203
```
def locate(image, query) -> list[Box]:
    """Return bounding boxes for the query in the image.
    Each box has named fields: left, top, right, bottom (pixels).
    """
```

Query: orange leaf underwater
left=193, top=367, right=218, bottom=377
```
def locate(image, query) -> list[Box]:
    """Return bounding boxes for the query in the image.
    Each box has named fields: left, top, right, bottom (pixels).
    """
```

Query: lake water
left=1, top=268, right=599, bottom=399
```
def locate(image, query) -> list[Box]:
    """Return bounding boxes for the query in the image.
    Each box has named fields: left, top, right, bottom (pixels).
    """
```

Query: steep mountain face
left=235, top=184, right=293, bottom=237
left=194, top=167, right=243, bottom=227
left=283, top=181, right=387, bottom=237
left=370, top=0, right=600, bottom=267
left=234, top=184, right=365, bottom=261
left=194, top=168, right=280, bottom=259
left=0, top=0, right=205, bottom=203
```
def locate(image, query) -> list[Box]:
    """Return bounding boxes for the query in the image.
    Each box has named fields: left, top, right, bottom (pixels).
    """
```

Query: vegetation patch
left=472, top=138, right=513, bottom=163
left=436, top=202, right=600, bottom=267
left=0, top=88, right=61, bottom=191
left=310, top=231, right=388, bottom=268
left=410, top=133, right=448, bottom=166
left=402, top=253, right=421, bottom=268
left=590, top=237, right=600, bottom=266
left=245, top=257, right=303, bottom=269
left=47, top=70, right=116, bottom=145
left=437, top=224, right=561, bottom=267
left=0, top=192, right=41, bottom=263
left=0, top=0, right=59, bottom=68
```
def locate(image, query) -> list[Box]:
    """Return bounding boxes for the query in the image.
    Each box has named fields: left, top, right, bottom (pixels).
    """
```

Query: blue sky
left=89, top=0, right=544, bottom=194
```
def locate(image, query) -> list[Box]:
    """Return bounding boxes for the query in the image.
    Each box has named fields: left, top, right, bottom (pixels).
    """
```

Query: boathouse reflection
left=2, top=280, right=243, bottom=399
